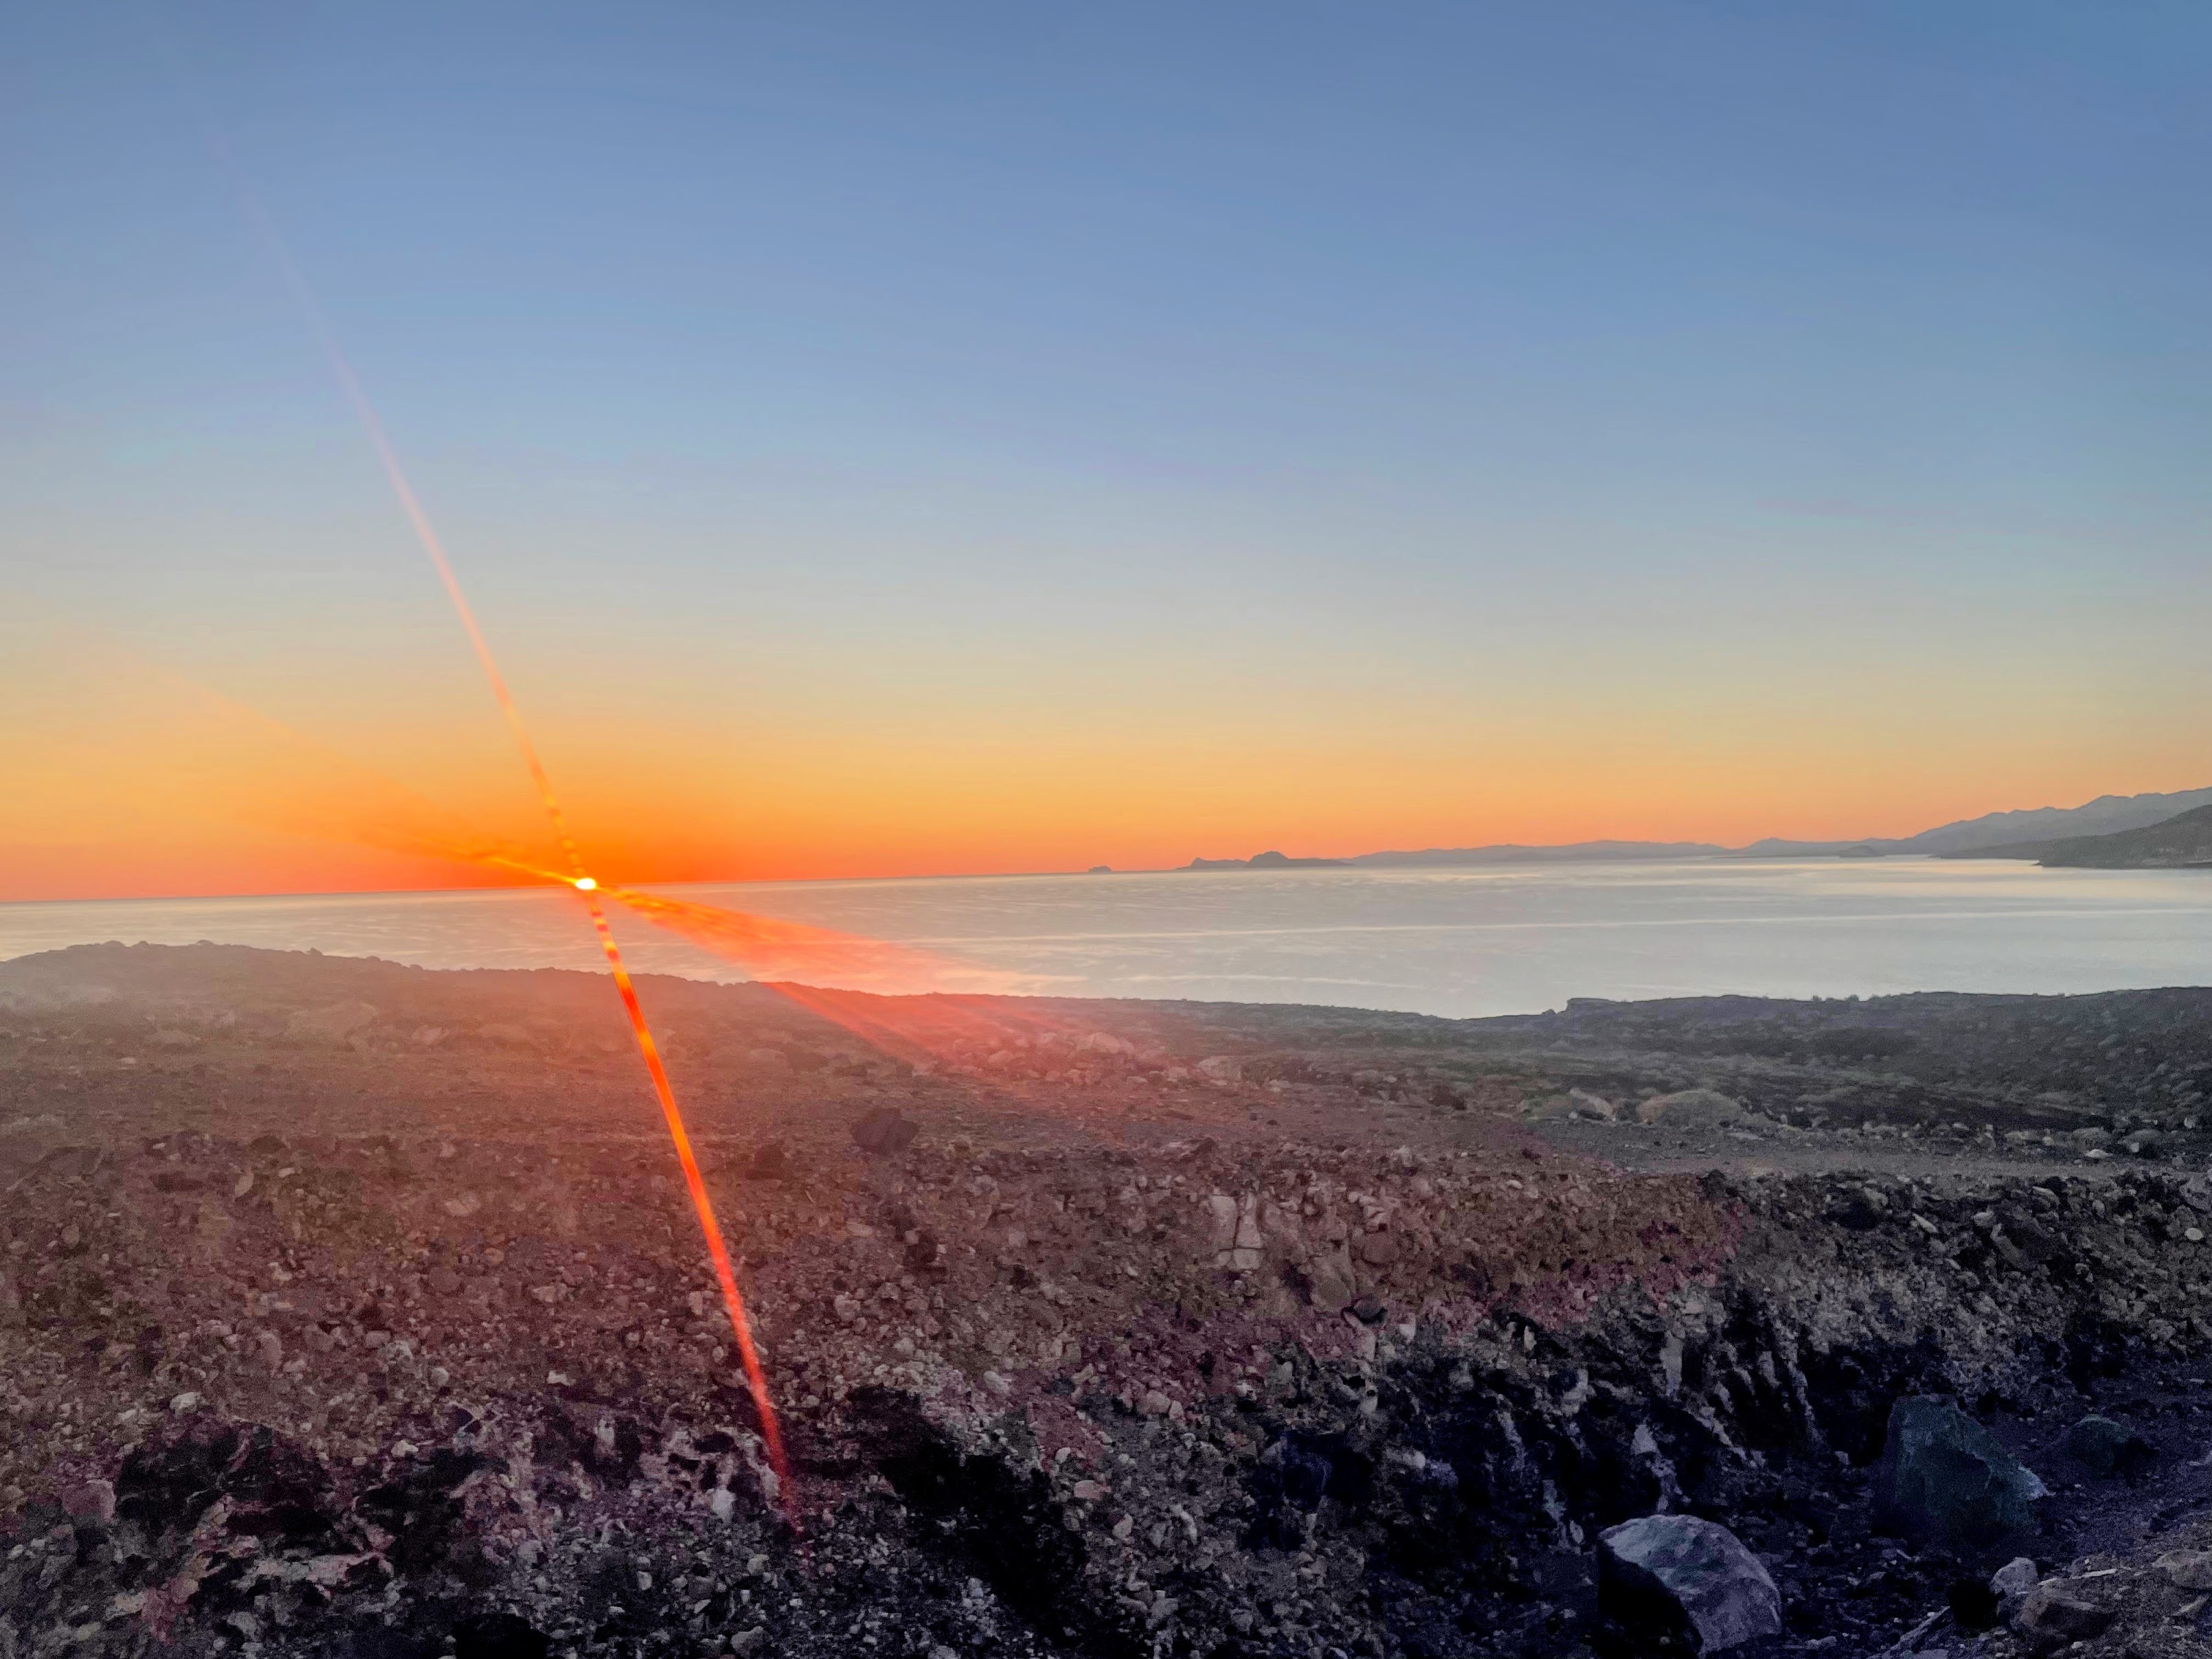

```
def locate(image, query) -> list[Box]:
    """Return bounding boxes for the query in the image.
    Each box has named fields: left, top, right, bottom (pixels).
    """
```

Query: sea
left=5, top=858, right=2211, bottom=1020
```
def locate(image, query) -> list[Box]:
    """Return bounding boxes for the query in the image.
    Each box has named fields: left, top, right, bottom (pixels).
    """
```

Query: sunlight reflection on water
left=4, top=858, right=2209, bottom=1018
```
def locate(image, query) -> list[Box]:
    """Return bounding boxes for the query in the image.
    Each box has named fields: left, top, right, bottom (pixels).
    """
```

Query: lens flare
left=242, top=219, right=798, bottom=1515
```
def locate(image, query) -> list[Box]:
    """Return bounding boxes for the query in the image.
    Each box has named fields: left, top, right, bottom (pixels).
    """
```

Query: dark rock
left=746, top=1140, right=790, bottom=1180
left=453, top=1613, right=550, bottom=1659
left=346, top=1626, right=432, bottom=1659
left=1948, top=1573, right=2001, bottom=1628
left=1987, top=1555, right=2039, bottom=1622
left=1597, top=1513, right=1782, bottom=1652
left=2012, top=1584, right=2112, bottom=1651
left=849, top=1108, right=917, bottom=1156
left=1350, top=1294, right=1387, bottom=1325
left=115, top=1419, right=339, bottom=1550
left=1872, top=1396, right=2047, bottom=1555
left=2060, top=1413, right=2153, bottom=1479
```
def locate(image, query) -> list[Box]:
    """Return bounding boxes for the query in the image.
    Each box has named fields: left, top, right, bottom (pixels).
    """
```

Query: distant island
left=1181, top=850, right=1349, bottom=871
left=1164, top=784, right=2212, bottom=873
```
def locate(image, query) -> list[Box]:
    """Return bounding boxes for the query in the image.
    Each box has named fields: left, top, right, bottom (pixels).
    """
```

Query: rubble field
left=4, top=943, right=2212, bottom=1659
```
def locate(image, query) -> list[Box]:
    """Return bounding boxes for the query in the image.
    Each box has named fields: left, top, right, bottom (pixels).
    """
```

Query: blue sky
left=5, top=3, right=2211, bottom=894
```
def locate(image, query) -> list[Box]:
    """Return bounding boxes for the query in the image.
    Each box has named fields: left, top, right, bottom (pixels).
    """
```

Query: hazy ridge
left=1178, top=784, right=2212, bottom=870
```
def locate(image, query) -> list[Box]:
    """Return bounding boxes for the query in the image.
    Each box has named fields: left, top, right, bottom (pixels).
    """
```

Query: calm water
left=3, top=859, right=2210, bottom=1020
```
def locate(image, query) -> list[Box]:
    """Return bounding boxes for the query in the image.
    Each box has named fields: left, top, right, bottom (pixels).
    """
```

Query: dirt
left=3, top=943, right=2211, bottom=1658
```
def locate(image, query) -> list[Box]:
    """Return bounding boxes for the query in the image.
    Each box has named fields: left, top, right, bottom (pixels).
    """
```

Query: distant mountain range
left=1769, top=784, right=2212, bottom=858
left=1939, top=801, right=2212, bottom=869
left=1173, top=785, right=2212, bottom=872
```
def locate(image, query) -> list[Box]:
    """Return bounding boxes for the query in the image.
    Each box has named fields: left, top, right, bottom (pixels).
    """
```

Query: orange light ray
left=234, top=201, right=796, bottom=1515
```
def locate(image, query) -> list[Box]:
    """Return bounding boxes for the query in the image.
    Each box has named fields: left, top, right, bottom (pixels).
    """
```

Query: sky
left=5, top=3, right=2211, bottom=900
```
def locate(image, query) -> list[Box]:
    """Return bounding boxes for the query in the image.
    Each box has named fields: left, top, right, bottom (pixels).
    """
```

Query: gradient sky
left=6, top=3, right=2211, bottom=900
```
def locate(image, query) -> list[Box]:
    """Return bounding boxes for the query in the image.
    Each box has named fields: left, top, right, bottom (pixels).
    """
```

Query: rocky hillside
left=4, top=946, right=2212, bottom=1658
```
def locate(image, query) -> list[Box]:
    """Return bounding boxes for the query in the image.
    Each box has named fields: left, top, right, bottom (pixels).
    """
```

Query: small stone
left=2012, top=1584, right=2111, bottom=1645
left=1567, top=1088, right=1617, bottom=1121
left=428, top=1268, right=463, bottom=1296
left=2156, top=1548, right=2212, bottom=1591
left=255, top=1330, right=283, bottom=1370
left=1635, top=1089, right=1743, bottom=1126
left=2062, top=1415, right=2153, bottom=1479
left=981, top=1370, right=1011, bottom=1397
left=1138, top=1390, right=1173, bottom=1417
left=1070, top=1480, right=1107, bottom=1502
left=60, top=1479, right=115, bottom=1525
left=1987, top=1555, right=2039, bottom=1621
left=728, top=1629, right=768, bottom=1656
left=231, top=1170, right=255, bottom=1198
left=850, top=1108, right=918, bottom=1156
left=747, top=1141, right=790, bottom=1180
left=170, top=1391, right=201, bottom=1413
left=1358, top=1233, right=1400, bottom=1266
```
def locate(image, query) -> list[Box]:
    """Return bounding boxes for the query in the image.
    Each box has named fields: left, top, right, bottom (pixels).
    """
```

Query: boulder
left=1636, top=1089, right=1744, bottom=1127
left=1597, top=1514, right=1781, bottom=1652
left=2060, top=1414, right=2152, bottom=1479
left=1873, top=1396, right=2047, bottom=1555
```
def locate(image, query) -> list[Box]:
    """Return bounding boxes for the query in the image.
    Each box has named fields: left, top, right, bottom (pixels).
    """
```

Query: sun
left=572, top=876, right=597, bottom=891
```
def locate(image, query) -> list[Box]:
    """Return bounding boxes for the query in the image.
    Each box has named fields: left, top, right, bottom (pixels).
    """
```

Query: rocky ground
left=4, top=943, right=2212, bottom=1658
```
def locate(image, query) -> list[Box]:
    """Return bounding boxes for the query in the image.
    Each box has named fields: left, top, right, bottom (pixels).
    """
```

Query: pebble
left=2156, top=1548, right=2212, bottom=1591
